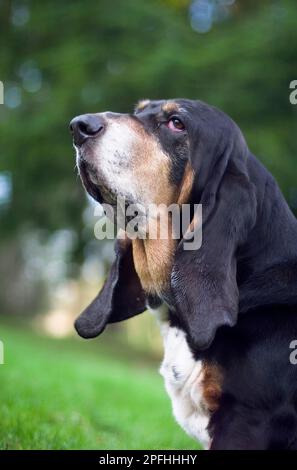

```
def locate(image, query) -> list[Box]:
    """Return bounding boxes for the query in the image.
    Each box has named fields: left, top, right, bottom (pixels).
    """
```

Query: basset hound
left=70, top=99, right=297, bottom=450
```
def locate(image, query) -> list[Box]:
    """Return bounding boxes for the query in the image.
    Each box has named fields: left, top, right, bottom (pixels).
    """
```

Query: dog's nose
left=69, top=114, right=105, bottom=146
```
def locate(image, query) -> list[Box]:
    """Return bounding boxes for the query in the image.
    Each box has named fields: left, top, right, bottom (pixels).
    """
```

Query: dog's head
left=70, top=100, right=193, bottom=209
left=70, top=99, right=257, bottom=350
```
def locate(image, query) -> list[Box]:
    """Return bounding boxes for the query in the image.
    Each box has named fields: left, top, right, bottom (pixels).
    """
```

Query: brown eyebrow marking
left=135, top=99, right=151, bottom=112
left=161, top=101, right=179, bottom=114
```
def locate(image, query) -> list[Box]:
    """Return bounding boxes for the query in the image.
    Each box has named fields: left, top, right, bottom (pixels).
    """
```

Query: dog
left=70, top=99, right=297, bottom=450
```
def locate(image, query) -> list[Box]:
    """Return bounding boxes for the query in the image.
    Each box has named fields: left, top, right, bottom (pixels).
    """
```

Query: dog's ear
left=75, top=238, right=146, bottom=339
left=171, top=103, right=257, bottom=350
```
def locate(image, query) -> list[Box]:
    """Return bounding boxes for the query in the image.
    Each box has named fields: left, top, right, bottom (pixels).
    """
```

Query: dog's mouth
left=77, top=151, right=137, bottom=208
left=78, top=157, right=129, bottom=207
left=78, top=159, right=104, bottom=203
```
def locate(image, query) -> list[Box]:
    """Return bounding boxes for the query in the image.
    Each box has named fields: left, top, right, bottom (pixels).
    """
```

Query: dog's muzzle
left=69, top=114, right=105, bottom=147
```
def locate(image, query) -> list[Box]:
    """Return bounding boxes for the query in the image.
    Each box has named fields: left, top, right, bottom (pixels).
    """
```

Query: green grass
left=0, top=321, right=199, bottom=450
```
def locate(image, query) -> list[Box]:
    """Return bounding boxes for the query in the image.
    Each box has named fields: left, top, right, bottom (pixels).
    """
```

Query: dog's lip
left=78, top=159, right=119, bottom=205
left=78, top=159, right=103, bottom=203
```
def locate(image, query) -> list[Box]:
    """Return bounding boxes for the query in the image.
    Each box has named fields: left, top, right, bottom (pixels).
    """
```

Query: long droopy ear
left=171, top=103, right=257, bottom=350
left=75, top=238, right=146, bottom=339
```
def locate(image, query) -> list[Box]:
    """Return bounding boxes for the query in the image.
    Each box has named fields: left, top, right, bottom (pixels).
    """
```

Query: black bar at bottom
left=0, top=450, right=296, bottom=467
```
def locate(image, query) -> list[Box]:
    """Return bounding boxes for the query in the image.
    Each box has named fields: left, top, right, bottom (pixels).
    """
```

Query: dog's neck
left=132, top=164, right=194, bottom=299
left=132, top=219, right=177, bottom=298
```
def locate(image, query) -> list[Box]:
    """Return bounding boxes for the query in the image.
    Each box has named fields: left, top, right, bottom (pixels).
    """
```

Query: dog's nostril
left=78, top=120, right=103, bottom=136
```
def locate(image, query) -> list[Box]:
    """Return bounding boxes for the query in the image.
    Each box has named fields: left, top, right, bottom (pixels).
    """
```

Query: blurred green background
left=0, top=0, right=296, bottom=450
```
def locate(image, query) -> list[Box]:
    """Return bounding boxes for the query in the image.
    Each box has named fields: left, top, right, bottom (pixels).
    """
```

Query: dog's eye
left=167, top=117, right=185, bottom=132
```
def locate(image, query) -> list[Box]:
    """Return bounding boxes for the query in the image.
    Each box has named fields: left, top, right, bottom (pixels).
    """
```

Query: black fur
left=203, top=306, right=297, bottom=449
left=74, top=239, right=145, bottom=338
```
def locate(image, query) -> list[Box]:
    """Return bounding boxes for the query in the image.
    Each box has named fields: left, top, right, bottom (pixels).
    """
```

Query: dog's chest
left=151, top=306, right=222, bottom=449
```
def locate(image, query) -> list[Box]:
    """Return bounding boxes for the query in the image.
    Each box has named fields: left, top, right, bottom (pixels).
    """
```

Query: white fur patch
left=150, top=306, right=211, bottom=449
left=93, top=119, right=139, bottom=203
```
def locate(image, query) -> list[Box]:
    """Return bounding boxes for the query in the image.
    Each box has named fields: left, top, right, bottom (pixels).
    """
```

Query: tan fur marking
left=132, top=220, right=176, bottom=295
left=134, top=141, right=175, bottom=206
left=120, top=116, right=176, bottom=206
left=201, top=363, right=223, bottom=413
left=177, top=163, right=194, bottom=205
left=162, top=101, right=179, bottom=114
left=132, top=164, right=194, bottom=296
left=135, top=99, right=150, bottom=112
